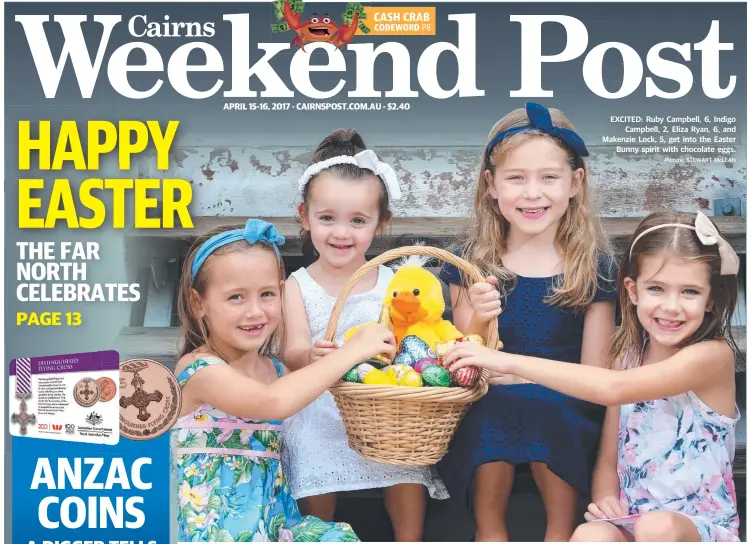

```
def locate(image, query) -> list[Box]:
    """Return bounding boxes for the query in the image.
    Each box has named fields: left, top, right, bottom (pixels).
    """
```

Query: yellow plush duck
left=342, top=256, right=463, bottom=352
left=382, top=255, right=463, bottom=350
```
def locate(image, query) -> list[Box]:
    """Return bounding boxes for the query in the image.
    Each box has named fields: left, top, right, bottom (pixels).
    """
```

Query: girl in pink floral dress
left=441, top=211, right=742, bottom=542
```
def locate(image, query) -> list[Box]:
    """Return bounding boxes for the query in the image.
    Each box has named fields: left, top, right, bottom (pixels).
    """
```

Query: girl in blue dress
left=439, top=102, right=618, bottom=541
left=171, top=218, right=396, bottom=542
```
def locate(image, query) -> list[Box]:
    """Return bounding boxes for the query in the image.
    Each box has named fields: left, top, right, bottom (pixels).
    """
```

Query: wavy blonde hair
left=459, top=106, right=614, bottom=310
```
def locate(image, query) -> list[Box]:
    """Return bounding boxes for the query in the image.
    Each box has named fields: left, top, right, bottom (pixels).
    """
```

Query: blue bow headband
left=190, top=219, right=286, bottom=283
left=485, top=102, right=589, bottom=168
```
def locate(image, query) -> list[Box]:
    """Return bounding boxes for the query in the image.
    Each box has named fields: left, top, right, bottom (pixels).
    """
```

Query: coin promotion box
left=9, top=350, right=120, bottom=444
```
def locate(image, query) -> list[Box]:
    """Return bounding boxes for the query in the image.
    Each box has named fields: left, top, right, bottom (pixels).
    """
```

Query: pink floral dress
left=611, top=350, right=740, bottom=541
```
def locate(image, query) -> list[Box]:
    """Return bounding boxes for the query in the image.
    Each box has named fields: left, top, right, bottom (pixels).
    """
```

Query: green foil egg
left=421, top=364, right=451, bottom=387
left=342, top=364, right=362, bottom=383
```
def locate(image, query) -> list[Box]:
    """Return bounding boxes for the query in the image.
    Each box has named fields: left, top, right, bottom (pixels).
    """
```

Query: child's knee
left=633, top=511, right=691, bottom=541
left=570, top=521, right=619, bottom=541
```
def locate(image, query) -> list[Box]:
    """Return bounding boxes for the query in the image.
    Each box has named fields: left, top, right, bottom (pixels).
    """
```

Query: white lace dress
left=282, top=265, right=449, bottom=500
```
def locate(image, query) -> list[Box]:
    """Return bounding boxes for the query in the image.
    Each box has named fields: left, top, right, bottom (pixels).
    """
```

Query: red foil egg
left=451, top=365, right=480, bottom=387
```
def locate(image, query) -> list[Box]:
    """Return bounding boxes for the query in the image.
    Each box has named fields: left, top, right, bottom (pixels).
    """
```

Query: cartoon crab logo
left=272, top=1, right=369, bottom=50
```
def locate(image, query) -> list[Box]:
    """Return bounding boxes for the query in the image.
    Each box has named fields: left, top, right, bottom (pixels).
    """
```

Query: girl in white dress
left=282, top=129, right=448, bottom=541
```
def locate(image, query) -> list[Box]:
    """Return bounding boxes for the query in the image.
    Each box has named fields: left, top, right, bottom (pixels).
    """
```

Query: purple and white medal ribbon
left=15, top=358, right=32, bottom=399
left=11, top=358, right=35, bottom=435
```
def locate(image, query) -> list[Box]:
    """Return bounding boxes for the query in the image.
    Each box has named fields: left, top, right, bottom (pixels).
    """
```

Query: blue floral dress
left=173, top=356, right=360, bottom=542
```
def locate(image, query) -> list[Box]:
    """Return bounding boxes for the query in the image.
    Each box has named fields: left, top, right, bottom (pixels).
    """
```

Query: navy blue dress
left=438, top=253, right=617, bottom=508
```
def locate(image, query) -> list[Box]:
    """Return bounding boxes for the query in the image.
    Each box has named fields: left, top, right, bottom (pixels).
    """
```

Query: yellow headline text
left=17, top=120, right=193, bottom=229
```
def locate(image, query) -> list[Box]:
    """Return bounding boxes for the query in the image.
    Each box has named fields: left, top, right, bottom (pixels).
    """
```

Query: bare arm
left=183, top=326, right=395, bottom=421
left=449, top=284, right=471, bottom=334
left=591, top=406, right=621, bottom=502
left=581, top=301, right=620, bottom=499
left=495, top=340, right=734, bottom=406
left=580, top=300, right=616, bottom=368
left=444, top=336, right=735, bottom=409
left=449, top=284, right=491, bottom=338
left=282, top=276, right=314, bottom=371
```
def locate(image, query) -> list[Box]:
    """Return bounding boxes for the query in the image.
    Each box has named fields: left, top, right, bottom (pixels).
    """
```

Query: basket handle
left=324, top=246, right=501, bottom=350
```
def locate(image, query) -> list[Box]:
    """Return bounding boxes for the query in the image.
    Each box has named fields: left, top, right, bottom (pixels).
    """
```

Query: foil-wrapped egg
left=435, top=339, right=459, bottom=361
left=421, top=365, right=451, bottom=387
left=401, top=369, right=424, bottom=387
left=342, top=364, right=362, bottom=383
left=385, top=364, right=411, bottom=384
left=361, top=367, right=397, bottom=386
left=451, top=365, right=480, bottom=387
left=414, top=357, right=439, bottom=374
left=357, top=363, right=376, bottom=382
left=462, top=334, right=486, bottom=346
left=394, top=335, right=436, bottom=366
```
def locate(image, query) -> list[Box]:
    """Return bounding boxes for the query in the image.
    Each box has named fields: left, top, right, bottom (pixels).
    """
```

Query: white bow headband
left=629, top=211, right=740, bottom=276
left=297, top=149, right=402, bottom=200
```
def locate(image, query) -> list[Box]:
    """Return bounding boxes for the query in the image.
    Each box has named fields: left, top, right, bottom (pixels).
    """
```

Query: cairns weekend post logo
left=11, top=5, right=739, bottom=102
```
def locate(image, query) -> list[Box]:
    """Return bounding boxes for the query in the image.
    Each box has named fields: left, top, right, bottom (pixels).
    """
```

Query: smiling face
left=486, top=136, right=582, bottom=239
left=195, top=247, right=283, bottom=359
left=302, top=171, right=384, bottom=269
left=300, top=13, right=339, bottom=41
left=625, top=253, right=712, bottom=350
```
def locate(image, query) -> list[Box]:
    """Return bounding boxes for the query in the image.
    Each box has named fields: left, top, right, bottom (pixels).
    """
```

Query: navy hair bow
left=485, top=102, right=589, bottom=166
left=191, top=219, right=286, bottom=283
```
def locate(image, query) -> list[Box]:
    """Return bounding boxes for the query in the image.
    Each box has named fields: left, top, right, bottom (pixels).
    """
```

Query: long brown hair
left=609, top=211, right=740, bottom=368
left=298, top=129, right=393, bottom=259
left=460, top=106, right=614, bottom=309
left=177, top=226, right=287, bottom=361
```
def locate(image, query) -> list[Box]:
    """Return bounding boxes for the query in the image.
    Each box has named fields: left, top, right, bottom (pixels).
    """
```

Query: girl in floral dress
left=171, top=218, right=396, bottom=542
left=443, top=211, right=742, bottom=542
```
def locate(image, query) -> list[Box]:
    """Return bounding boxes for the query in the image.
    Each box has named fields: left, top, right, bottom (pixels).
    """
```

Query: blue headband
left=485, top=102, right=589, bottom=168
left=190, top=219, right=285, bottom=283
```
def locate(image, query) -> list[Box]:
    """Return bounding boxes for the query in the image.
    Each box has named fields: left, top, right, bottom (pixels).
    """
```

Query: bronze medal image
left=74, top=377, right=100, bottom=407
left=119, top=358, right=181, bottom=440
left=96, top=377, right=117, bottom=402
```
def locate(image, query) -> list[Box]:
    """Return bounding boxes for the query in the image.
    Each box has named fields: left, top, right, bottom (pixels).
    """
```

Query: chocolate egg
left=414, top=357, right=439, bottom=374
left=385, top=364, right=410, bottom=384
left=394, top=335, right=436, bottom=366
left=463, top=334, right=486, bottom=346
left=392, top=352, right=414, bottom=367
left=451, top=365, right=480, bottom=387
left=401, top=369, right=424, bottom=387
left=421, top=365, right=451, bottom=387
left=361, top=367, right=397, bottom=386
left=435, top=338, right=459, bottom=361
left=357, top=363, right=376, bottom=382
left=342, top=364, right=362, bottom=383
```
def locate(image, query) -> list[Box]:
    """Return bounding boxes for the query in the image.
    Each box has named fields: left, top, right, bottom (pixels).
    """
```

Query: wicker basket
left=326, top=246, right=500, bottom=466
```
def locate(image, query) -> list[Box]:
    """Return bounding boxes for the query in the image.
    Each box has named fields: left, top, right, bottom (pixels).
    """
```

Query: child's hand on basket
left=443, top=336, right=534, bottom=386
left=310, top=339, right=338, bottom=364
left=468, top=276, right=502, bottom=324
left=443, top=341, right=500, bottom=370
left=342, top=324, right=396, bottom=364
